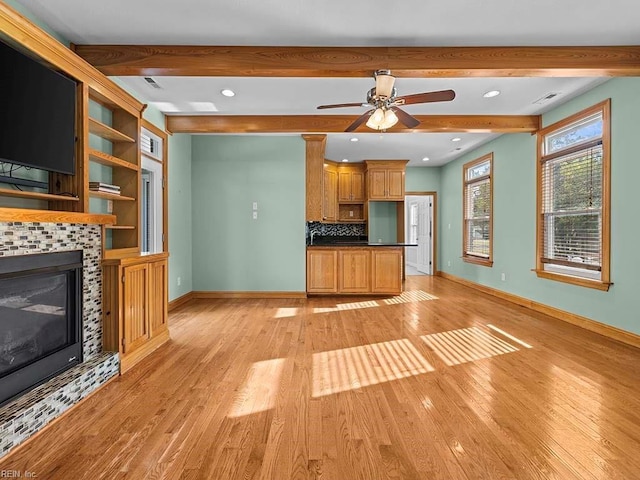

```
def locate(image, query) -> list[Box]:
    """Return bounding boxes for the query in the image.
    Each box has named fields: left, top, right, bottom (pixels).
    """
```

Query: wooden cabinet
left=371, top=249, right=403, bottom=294
left=307, top=246, right=403, bottom=295
left=365, top=160, right=408, bottom=201
left=338, top=250, right=371, bottom=293
left=307, top=249, right=338, bottom=293
left=102, top=253, right=169, bottom=373
left=323, top=163, right=338, bottom=222
left=338, top=165, right=365, bottom=202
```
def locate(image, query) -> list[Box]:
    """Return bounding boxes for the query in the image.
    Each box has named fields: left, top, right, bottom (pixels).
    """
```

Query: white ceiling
left=17, top=0, right=640, bottom=166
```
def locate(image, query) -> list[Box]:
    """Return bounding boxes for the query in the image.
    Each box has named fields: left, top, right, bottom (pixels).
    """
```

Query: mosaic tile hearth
left=0, top=221, right=119, bottom=460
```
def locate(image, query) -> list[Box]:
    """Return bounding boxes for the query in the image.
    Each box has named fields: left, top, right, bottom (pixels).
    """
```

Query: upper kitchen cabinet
left=365, top=160, right=408, bottom=201
left=323, top=162, right=338, bottom=222
left=338, top=164, right=365, bottom=203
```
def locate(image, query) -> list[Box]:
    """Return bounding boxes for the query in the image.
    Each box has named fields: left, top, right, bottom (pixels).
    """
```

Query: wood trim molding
left=166, top=115, right=540, bottom=134
left=304, top=134, right=327, bottom=222
left=168, top=291, right=194, bottom=312
left=193, top=291, right=307, bottom=299
left=0, top=208, right=115, bottom=225
left=73, top=45, right=640, bottom=77
left=0, top=2, right=143, bottom=115
left=438, top=271, right=640, bottom=350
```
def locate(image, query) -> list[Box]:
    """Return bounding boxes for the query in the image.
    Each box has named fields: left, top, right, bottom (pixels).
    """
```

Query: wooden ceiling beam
left=74, top=45, right=640, bottom=77
left=165, top=114, right=540, bottom=134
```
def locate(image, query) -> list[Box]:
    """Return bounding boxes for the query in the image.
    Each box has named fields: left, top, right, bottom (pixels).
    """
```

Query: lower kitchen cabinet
left=307, top=249, right=338, bottom=293
left=371, top=249, right=403, bottom=294
left=339, top=250, right=371, bottom=293
left=307, top=246, right=403, bottom=295
left=102, top=252, right=169, bottom=373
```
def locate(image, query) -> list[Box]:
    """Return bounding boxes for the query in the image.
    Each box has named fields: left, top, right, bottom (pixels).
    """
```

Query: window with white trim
left=536, top=100, right=611, bottom=290
left=140, top=126, right=164, bottom=254
left=463, top=153, right=493, bottom=266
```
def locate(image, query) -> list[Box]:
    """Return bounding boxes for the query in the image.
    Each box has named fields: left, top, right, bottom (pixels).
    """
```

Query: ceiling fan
left=317, top=70, right=455, bottom=132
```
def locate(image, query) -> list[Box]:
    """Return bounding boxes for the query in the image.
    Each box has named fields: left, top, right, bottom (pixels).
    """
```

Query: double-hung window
left=536, top=100, right=611, bottom=290
left=463, top=153, right=493, bottom=266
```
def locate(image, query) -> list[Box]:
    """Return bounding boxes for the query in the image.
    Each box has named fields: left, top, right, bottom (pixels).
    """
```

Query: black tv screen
left=0, top=39, right=76, bottom=175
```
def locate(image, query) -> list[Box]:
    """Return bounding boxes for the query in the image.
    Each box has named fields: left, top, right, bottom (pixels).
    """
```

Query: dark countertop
left=308, top=243, right=418, bottom=247
left=307, top=234, right=417, bottom=247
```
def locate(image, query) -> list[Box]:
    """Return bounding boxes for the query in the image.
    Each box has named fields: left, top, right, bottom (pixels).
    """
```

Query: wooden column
left=303, top=134, right=326, bottom=222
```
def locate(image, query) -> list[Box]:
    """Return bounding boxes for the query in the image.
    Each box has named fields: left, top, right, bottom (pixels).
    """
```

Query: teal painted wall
left=406, top=167, right=440, bottom=193
left=168, top=134, right=193, bottom=300
left=368, top=202, right=398, bottom=243
left=191, top=136, right=306, bottom=292
left=439, top=78, right=640, bottom=335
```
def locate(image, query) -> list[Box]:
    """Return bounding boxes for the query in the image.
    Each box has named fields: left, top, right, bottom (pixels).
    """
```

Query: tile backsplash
left=306, top=221, right=366, bottom=237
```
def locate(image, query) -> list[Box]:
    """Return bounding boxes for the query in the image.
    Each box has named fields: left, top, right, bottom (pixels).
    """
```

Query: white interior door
left=416, top=196, right=432, bottom=274
left=404, top=195, right=434, bottom=275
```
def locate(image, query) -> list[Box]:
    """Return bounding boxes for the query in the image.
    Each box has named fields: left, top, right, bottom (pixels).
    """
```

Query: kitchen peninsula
left=307, top=236, right=416, bottom=295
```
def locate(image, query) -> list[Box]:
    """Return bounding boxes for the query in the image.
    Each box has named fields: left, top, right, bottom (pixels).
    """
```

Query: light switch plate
left=253, top=211, right=258, bottom=219
left=252, top=202, right=258, bottom=210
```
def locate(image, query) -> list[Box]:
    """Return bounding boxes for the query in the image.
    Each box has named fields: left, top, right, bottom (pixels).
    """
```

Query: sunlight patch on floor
left=274, top=307, right=299, bottom=318
left=312, top=339, right=434, bottom=397
left=486, top=324, right=533, bottom=349
left=312, top=290, right=438, bottom=314
left=228, top=358, right=287, bottom=417
left=382, top=290, right=439, bottom=305
left=421, top=327, right=519, bottom=366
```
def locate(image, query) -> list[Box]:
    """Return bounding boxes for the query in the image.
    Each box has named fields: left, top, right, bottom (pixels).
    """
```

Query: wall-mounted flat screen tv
left=0, top=39, right=77, bottom=175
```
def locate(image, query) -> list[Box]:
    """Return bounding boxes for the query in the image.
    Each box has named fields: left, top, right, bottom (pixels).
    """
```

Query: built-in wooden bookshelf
left=0, top=187, right=79, bottom=202
left=88, top=190, right=135, bottom=202
left=89, top=118, right=135, bottom=143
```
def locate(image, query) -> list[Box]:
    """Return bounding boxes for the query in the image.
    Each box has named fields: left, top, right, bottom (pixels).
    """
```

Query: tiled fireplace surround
left=0, top=221, right=119, bottom=459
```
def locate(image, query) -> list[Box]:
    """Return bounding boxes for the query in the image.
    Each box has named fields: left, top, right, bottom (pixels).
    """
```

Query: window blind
left=540, top=141, right=603, bottom=271
left=463, top=155, right=492, bottom=261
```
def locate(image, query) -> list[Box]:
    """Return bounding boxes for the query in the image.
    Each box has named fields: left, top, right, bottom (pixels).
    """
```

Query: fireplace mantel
left=0, top=208, right=115, bottom=225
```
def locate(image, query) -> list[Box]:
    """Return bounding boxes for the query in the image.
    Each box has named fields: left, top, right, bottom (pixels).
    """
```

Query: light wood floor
left=2, top=276, right=640, bottom=479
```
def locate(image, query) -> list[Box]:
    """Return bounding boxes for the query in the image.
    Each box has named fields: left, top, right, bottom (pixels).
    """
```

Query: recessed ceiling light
left=342, top=158, right=349, bottom=162
left=350, top=137, right=358, bottom=142
left=422, top=157, right=430, bottom=162
left=221, top=89, right=235, bottom=97
left=451, top=137, right=462, bottom=142
left=483, top=90, right=501, bottom=98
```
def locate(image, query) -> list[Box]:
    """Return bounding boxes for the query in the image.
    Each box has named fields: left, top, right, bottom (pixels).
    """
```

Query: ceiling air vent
left=533, top=92, right=561, bottom=105
left=143, top=77, right=162, bottom=89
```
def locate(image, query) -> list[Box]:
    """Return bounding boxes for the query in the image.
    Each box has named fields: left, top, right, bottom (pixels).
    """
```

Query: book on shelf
left=89, top=182, right=121, bottom=194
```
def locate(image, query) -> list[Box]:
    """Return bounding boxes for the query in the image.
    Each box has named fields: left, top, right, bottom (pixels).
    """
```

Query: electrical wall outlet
left=447, top=260, right=451, bottom=267
left=349, top=210, right=354, bottom=217
left=253, top=211, right=258, bottom=220
left=252, top=202, right=258, bottom=210
left=107, top=200, right=113, bottom=214
left=177, top=276, right=181, bottom=286
left=501, top=273, right=506, bottom=281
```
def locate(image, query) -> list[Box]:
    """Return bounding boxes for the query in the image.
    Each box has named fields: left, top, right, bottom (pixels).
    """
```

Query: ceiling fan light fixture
left=380, top=109, right=399, bottom=130
left=366, top=107, right=386, bottom=130
left=375, top=70, right=395, bottom=98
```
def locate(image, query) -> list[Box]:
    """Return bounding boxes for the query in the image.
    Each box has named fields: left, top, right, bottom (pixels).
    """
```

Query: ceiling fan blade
left=396, top=89, right=456, bottom=105
left=317, top=102, right=367, bottom=110
left=392, top=107, right=420, bottom=129
left=345, top=110, right=374, bottom=132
